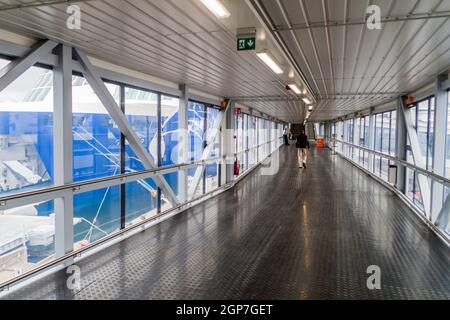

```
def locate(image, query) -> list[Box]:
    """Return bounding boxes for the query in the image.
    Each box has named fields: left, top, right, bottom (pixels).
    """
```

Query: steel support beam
left=396, top=97, right=408, bottom=193
left=431, top=73, right=449, bottom=222
left=230, top=96, right=304, bottom=103
left=368, top=109, right=375, bottom=172
left=272, top=11, right=450, bottom=31
left=53, top=44, right=74, bottom=258
left=401, top=98, right=431, bottom=217
left=224, top=101, right=235, bottom=184
left=353, top=116, right=359, bottom=160
left=0, top=39, right=58, bottom=92
left=178, top=84, right=189, bottom=203
left=73, top=48, right=180, bottom=205
left=336, top=120, right=343, bottom=153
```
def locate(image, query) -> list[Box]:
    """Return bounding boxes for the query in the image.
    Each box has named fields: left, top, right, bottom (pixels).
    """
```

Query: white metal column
left=396, top=97, right=408, bottom=193
left=224, top=101, right=235, bottom=184
left=178, top=84, right=189, bottom=203
left=53, top=44, right=74, bottom=257
left=368, top=109, right=375, bottom=172
left=353, top=115, right=359, bottom=160
left=431, top=73, right=449, bottom=222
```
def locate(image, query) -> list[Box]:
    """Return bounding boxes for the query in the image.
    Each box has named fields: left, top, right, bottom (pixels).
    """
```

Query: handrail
left=333, top=139, right=450, bottom=187
left=234, top=136, right=282, bottom=156
left=0, top=141, right=283, bottom=293
left=0, top=136, right=284, bottom=208
left=0, top=155, right=226, bottom=209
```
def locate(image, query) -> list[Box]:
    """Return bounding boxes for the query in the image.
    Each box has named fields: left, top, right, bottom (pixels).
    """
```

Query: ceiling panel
left=0, top=0, right=449, bottom=123
left=258, top=0, right=450, bottom=121
left=0, top=0, right=309, bottom=123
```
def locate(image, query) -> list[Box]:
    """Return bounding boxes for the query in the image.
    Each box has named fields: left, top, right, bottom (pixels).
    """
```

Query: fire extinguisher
left=234, top=157, right=240, bottom=176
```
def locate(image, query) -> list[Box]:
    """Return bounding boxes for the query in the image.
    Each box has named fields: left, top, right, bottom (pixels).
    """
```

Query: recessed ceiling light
left=308, top=106, right=314, bottom=111
left=303, top=97, right=311, bottom=104
left=288, top=84, right=301, bottom=95
left=200, top=0, right=231, bottom=18
left=257, top=52, right=283, bottom=74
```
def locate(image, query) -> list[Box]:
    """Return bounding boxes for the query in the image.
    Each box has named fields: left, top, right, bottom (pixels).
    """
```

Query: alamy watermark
left=66, top=5, right=81, bottom=30
left=366, top=5, right=382, bottom=30
left=367, top=265, right=381, bottom=290
left=66, top=264, right=82, bottom=291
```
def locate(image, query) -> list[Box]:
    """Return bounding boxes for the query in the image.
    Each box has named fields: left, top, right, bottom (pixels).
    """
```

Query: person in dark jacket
left=283, top=126, right=290, bottom=145
left=296, top=130, right=310, bottom=168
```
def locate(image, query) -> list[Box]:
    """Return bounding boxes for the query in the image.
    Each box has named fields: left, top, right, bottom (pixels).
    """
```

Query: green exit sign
left=237, top=36, right=256, bottom=51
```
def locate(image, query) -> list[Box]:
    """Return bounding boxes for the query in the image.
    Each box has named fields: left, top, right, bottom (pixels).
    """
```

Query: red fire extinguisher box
left=234, top=158, right=240, bottom=176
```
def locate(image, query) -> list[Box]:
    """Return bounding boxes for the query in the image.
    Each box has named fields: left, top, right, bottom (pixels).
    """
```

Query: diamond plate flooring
left=4, top=147, right=450, bottom=300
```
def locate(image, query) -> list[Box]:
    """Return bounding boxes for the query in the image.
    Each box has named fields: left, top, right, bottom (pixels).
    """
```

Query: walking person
left=283, top=126, right=290, bottom=145
left=296, top=129, right=310, bottom=169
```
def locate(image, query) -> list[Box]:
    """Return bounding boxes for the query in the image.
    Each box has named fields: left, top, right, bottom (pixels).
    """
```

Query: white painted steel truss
left=0, top=37, right=285, bottom=293
left=330, top=70, right=450, bottom=240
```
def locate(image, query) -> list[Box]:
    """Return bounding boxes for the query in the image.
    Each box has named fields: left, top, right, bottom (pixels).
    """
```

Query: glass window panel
left=72, top=76, right=120, bottom=182
left=390, top=111, right=397, bottom=156
left=124, top=179, right=159, bottom=226
left=374, top=113, right=382, bottom=151
left=205, top=106, right=221, bottom=192
left=413, top=173, right=424, bottom=211
left=72, top=77, right=122, bottom=248
left=364, top=117, right=370, bottom=148
left=417, top=100, right=429, bottom=168
left=74, top=186, right=120, bottom=245
left=406, top=149, right=414, bottom=198
left=244, top=114, right=249, bottom=172
left=188, top=101, right=205, bottom=162
left=124, top=87, right=158, bottom=170
left=381, top=158, right=389, bottom=181
left=187, top=101, right=206, bottom=198
left=381, top=112, right=390, bottom=154
left=124, top=87, right=159, bottom=224
left=161, top=95, right=180, bottom=211
left=0, top=61, right=58, bottom=285
left=249, top=116, right=257, bottom=166
left=0, top=200, right=55, bottom=285
left=0, top=64, right=54, bottom=195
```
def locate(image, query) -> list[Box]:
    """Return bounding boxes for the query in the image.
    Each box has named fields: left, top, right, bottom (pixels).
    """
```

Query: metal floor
left=4, top=147, right=450, bottom=300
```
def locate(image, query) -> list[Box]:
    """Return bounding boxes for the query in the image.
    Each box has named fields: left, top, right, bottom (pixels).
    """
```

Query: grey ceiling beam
left=273, top=11, right=450, bottom=31
left=230, top=95, right=305, bottom=102
left=0, top=39, right=58, bottom=92
left=74, top=48, right=181, bottom=206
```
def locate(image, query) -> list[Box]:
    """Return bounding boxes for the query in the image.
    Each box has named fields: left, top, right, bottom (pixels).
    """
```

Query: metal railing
left=333, top=139, right=450, bottom=188
left=0, top=137, right=284, bottom=293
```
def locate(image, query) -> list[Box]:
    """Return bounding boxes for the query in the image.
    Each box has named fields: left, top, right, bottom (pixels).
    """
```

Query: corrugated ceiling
left=0, top=0, right=309, bottom=123
left=0, top=0, right=449, bottom=122
left=257, top=0, right=450, bottom=120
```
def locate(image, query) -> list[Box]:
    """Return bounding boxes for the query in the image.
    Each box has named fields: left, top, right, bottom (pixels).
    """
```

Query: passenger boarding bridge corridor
left=0, top=0, right=449, bottom=301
